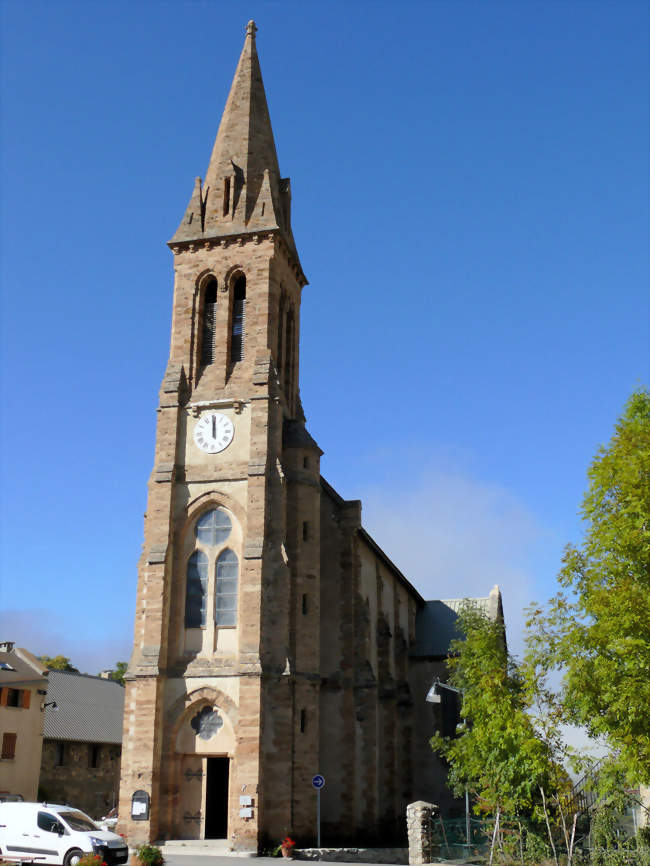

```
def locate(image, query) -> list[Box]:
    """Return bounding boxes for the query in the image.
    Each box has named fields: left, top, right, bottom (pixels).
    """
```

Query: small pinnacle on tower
left=247, top=20, right=257, bottom=37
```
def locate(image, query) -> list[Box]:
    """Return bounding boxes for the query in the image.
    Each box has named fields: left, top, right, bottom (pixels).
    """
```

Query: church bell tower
left=118, top=21, right=323, bottom=850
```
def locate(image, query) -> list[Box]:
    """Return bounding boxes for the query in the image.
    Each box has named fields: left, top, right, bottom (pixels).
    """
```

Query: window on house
left=1, top=732, right=16, bottom=759
left=88, top=744, right=101, bottom=768
left=185, top=550, right=208, bottom=628
left=6, top=688, right=20, bottom=707
left=55, top=741, right=66, bottom=766
left=230, top=275, right=246, bottom=363
left=215, top=549, right=239, bottom=626
left=201, top=279, right=217, bottom=366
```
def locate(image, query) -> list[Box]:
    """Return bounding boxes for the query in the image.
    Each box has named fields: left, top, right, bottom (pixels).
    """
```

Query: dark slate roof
left=42, top=671, right=125, bottom=745
left=0, top=645, right=48, bottom=686
left=412, top=587, right=504, bottom=658
left=283, top=419, right=322, bottom=453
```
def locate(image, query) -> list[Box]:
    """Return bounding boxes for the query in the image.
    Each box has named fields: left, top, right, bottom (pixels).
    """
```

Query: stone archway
left=164, top=688, right=238, bottom=841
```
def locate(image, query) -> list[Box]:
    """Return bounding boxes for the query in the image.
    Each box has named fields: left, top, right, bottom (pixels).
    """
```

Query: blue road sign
left=312, top=774, right=325, bottom=789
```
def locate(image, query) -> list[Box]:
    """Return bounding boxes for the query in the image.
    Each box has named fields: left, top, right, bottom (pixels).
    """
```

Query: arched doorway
left=174, top=701, right=236, bottom=840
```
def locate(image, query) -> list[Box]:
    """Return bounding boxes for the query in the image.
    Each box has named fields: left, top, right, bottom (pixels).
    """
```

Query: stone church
left=118, top=21, right=503, bottom=852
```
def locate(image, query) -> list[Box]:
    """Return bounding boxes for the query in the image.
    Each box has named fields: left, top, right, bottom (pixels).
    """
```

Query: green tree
left=107, top=661, right=128, bottom=685
left=542, top=388, right=650, bottom=785
left=38, top=654, right=79, bottom=672
left=431, top=604, right=557, bottom=818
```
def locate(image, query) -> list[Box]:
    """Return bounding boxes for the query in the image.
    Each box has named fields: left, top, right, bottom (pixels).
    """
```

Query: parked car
left=96, top=807, right=118, bottom=832
left=0, top=801, right=128, bottom=866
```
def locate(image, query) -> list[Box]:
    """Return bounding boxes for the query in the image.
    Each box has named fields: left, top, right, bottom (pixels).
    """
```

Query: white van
left=0, top=801, right=129, bottom=866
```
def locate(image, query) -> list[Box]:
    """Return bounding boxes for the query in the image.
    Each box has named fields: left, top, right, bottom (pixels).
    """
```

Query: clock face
left=193, top=412, right=235, bottom=454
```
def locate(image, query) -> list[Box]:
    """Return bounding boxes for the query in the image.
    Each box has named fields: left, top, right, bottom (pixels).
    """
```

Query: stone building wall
left=317, top=483, right=433, bottom=847
left=40, top=740, right=121, bottom=818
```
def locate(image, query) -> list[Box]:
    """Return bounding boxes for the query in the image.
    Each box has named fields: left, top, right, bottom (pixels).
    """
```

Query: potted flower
left=279, top=837, right=296, bottom=859
left=131, top=843, right=164, bottom=866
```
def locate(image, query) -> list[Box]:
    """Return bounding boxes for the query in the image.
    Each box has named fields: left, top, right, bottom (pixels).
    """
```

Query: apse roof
left=412, top=587, right=504, bottom=658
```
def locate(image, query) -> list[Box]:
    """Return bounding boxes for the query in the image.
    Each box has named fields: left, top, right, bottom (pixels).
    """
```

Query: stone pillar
left=406, top=801, right=438, bottom=865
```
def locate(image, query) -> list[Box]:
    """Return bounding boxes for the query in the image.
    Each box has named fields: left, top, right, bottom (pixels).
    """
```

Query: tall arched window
left=230, top=275, right=246, bottom=363
left=215, top=549, right=239, bottom=626
left=185, top=507, right=239, bottom=629
left=185, top=550, right=208, bottom=627
left=277, top=295, right=285, bottom=376
left=284, top=307, right=294, bottom=397
left=201, top=279, right=217, bottom=366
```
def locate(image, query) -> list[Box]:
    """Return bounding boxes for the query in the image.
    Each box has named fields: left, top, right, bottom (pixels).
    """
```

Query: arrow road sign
left=312, top=774, right=325, bottom=789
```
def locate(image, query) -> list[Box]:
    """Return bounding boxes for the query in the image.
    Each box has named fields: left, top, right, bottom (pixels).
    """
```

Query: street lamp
left=426, top=678, right=471, bottom=852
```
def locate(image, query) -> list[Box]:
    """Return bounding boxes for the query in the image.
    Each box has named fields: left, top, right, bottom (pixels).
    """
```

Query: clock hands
left=212, top=415, right=216, bottom=440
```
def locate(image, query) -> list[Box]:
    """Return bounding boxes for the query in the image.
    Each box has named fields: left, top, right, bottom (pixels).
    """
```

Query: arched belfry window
left=201, top=279, right=217, bottom=366
left=185, top=507, right=239, bottom=629
left=230, top=275, right=246, bottom=364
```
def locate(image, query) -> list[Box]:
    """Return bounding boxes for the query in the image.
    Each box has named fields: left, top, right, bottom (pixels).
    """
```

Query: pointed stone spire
left=171, top=21, right=298, bottom=259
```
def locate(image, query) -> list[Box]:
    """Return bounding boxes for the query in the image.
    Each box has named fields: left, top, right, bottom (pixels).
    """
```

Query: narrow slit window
left=230, top=275, right=246, bottom=363
left=185, top=550, right=208, bottom=628
left=302, top=521, right=309, bottom=542
left=300, top=709, right=307, bottom=733
left=223, top=177, right=231, bottom=216
left=201, top=280, right=217, bottom=366
left=302, top=593, right=308, bottom=615
left=54, top=741, right=65, bottom=766
left=88, top=744, right=101, bottom=768
left=215, top=549, right=239, bottom=626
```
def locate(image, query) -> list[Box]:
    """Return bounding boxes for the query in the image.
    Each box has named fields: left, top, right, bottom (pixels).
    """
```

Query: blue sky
left=1, top=0, right=648, bottom=673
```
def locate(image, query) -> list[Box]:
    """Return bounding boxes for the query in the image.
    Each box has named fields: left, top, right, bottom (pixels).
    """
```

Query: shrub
left=134, top=844, right=164, bottom=866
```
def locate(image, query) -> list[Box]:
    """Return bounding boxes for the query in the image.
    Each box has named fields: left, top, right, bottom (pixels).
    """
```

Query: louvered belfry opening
left=201, top=279, right=218, bottom=366
left=230, top=274, right=246, bottom=363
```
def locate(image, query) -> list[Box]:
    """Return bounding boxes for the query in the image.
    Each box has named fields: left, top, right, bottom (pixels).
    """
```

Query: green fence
left=428, top=815, right=649, bottom=864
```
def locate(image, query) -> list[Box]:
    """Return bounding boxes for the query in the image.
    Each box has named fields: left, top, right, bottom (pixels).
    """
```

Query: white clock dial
left=193, top=412, right=235, bottom=454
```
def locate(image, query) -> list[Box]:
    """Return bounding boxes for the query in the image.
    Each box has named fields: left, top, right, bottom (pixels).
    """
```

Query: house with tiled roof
left=39, top=670, right=125, bottom=819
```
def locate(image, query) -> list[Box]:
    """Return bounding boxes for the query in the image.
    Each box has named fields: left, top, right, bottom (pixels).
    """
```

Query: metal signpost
left=312, top=774, right=325, bottom=848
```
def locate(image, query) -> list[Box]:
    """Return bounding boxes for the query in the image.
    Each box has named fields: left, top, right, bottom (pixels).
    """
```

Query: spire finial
left=246, top=20, right=257, bottom=38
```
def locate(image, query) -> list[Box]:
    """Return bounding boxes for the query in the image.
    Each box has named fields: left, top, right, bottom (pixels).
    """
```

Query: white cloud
left=0, top=608, right=131, bottom=675
left=357, top=450, right=546, bottom=658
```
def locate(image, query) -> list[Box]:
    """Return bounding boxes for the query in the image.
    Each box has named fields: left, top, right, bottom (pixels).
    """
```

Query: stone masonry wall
left=40, top=739, right=121, bottom=819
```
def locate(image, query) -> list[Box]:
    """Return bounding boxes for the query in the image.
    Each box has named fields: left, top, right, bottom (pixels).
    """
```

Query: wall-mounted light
left=41, top=701, right=58, bottom=712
